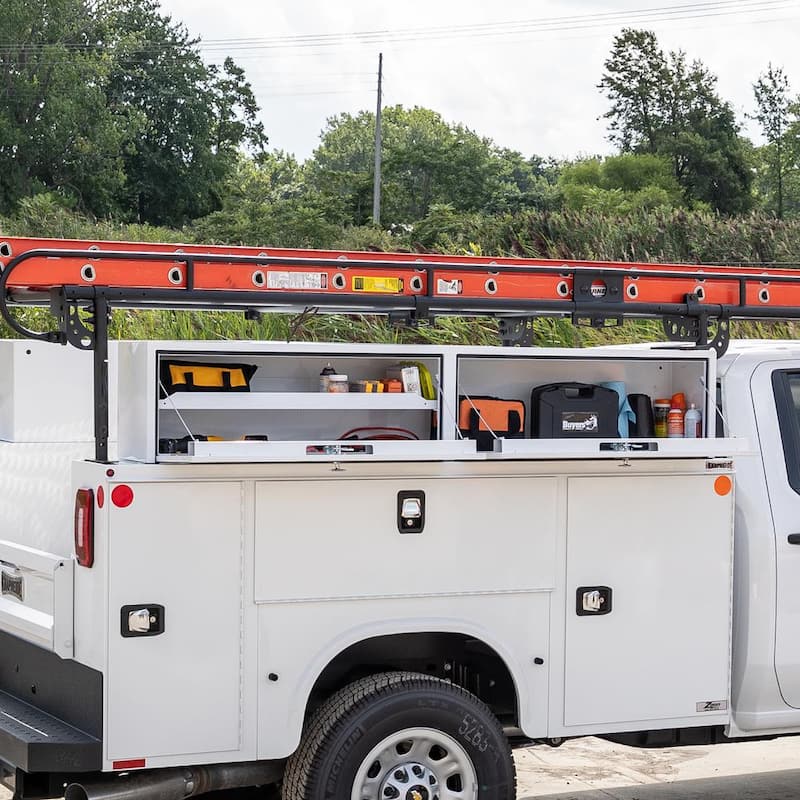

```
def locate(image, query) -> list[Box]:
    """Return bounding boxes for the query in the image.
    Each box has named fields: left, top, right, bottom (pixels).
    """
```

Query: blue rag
left=601, top=381, right=636, bottom=438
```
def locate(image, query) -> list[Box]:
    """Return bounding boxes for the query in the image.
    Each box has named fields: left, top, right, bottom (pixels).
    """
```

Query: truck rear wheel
left=282, top=671, right=515, bottom=800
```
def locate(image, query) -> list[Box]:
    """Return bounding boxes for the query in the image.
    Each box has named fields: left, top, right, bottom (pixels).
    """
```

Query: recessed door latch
left=121, top=604, right=165, bottom=637
left=1, top=568, right=23, bottom=602
left=576, top=586, right=612, bottom=616
left=397, top=491, right=425, bottom=533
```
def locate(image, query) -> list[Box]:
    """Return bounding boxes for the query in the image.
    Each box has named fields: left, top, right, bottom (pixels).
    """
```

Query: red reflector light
left=74, top=489, right=94, bottom=568
left=111, top=485, right=134, bottom=508
left=112, top=759, right=146, bottom=770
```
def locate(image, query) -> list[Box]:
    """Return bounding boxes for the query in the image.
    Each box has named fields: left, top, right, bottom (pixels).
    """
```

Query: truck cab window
left=772, top=371, right=800, bottom=494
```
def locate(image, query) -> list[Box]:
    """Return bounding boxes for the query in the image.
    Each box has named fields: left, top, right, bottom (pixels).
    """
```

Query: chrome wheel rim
left=351, top=727, right=478, bottom=800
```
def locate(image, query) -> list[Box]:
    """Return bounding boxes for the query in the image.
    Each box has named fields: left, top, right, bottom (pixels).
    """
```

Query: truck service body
left=0, top=237, right=797, bottom=800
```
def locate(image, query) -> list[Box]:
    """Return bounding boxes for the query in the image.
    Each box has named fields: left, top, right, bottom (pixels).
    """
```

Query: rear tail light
left=74, top=488, right=95, bottom=568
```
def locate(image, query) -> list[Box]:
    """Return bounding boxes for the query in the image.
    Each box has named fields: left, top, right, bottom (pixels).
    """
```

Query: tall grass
left=494, top=209, right=800, bottom=264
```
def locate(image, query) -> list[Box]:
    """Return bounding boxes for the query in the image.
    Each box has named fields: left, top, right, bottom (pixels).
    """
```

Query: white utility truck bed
left=1, top=338, right=741, bottom=800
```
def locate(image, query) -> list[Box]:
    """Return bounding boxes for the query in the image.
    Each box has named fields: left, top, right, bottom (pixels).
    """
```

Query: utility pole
left=372, top=52, right=383, bottom=226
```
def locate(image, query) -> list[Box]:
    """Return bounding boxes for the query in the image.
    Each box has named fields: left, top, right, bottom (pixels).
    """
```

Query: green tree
left=597, top=29, right=670, bottom=153
left=382, top=108, right=492, bottom=220
left=786, top=99, right=800, bottom=216
left=485, top=150, right=561, bottom=213
left=306, top=110, right=375, bottom=225
left=599, top=28, right=752, bottom=214
left=307, top=106, right=544, bottom=226
left=752, top=65, right=795, bottom=217
left=104, top=0, right=266, bottom=226
left=0, top=0, right=128, bottom=215
left=558, top=153, right=683, bottom=213
left=0, top=0, right=265, bottom=224
left=192, top=154, right=339, bottom=249
left=410, top=203, right=483, bottom=250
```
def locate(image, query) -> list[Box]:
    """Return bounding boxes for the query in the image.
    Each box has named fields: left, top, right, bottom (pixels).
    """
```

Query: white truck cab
left=717, top=342, right=800, bottom=737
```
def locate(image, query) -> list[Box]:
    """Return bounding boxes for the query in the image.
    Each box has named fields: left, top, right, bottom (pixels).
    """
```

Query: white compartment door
left=106, top=482, right=243, bottom=761
left=254, top=476, right=559, bottom=602
left=754, top=364, right=800, bottom=709
left=564, top=474, right=733, bottom=728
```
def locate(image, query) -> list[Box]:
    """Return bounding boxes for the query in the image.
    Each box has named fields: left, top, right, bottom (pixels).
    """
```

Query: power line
left=195, top=0, right=797, bottom=50
left=0, top=0, right=794, bottom=111
left=198, top=1, right=795, bottom=52
left=242, top=6, right=797, bottom=62
left=0, top=0, right=794, bottom=54
left=0, top=3, right=794, bottom=75
left=256, top=88, right=375, bottom=97
left=0, top=82, right=375, bottom=101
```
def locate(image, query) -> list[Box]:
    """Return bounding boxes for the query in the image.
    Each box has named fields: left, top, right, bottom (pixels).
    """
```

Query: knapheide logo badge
left=590, top=280, right=607, bottom=298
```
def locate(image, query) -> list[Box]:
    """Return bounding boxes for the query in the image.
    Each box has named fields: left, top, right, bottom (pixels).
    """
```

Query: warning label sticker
left=437, top=279, right=462, bottom=295
left=267, top=271, right=328, bottom=290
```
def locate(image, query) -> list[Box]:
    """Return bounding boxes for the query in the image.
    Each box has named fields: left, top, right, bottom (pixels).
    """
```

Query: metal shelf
left=158, top=392, right=438, bottom=412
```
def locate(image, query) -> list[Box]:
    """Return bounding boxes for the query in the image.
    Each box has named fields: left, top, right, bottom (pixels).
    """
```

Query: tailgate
left=0, top=541, right=73, bottom=658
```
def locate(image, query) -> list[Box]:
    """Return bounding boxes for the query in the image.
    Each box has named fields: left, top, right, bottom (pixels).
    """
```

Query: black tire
left=282, top=671, right=516, bottom=800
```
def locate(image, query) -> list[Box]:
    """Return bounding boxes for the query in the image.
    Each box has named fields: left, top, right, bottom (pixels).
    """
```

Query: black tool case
left=530, top=382, right=619, bottom=438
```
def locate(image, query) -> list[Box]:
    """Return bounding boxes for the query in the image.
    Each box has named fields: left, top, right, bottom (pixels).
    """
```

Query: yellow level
left=352, top=276, right=404, bottom=293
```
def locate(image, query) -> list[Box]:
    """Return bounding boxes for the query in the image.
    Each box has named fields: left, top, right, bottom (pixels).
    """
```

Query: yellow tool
left=352, top=276, right=403, bottom=293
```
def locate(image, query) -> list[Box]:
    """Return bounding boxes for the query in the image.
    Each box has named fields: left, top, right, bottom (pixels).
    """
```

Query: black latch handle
left=397, top=491, right=425, bottom=534
left=787, top=534, right=800, bottom=545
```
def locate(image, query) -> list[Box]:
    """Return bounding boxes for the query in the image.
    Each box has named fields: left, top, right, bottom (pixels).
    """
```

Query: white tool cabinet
left=115, top=339, right=738, bottom=463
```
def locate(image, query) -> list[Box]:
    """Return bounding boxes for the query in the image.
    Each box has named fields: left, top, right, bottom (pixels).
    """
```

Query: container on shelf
left=654, top=399, right=671, bottom=437
left=319, top=363, right=336, bottom=392
left=327, top=375, right=349, bottom=393
left=667, top=407, right=684, bottom=438
left=684, top=404, right=702, bottom=438
left=350, top=380, right=384, bottom=393
left=628, top=394, right=654, bottom=438
left=671, top=392, right=687, bottom=411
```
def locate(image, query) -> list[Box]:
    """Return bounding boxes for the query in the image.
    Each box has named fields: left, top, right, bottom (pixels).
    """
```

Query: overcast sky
left=157, top=0, right=800, bottom=162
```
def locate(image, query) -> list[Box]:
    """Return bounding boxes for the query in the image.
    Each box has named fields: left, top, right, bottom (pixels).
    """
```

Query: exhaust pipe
left=65, top=761, right=284, bottom=800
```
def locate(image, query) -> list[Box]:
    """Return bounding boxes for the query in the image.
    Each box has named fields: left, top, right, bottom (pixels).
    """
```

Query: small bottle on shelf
left=667, top=392, right=688, bottom=438
left=667, top=407, right=684, bottom=438
left=319, top=363, right=336, bottom=392
left=654, top=399, right=671, bottom=437
left=684, top=404, right=702, bottom=438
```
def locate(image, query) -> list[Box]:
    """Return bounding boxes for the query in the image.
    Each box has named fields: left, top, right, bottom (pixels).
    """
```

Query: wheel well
left=307, top=632, right=519, bottom=727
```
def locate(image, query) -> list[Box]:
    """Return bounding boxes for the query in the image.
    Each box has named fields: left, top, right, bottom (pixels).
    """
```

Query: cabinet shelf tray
left=158, top=392, right=438, bottom=412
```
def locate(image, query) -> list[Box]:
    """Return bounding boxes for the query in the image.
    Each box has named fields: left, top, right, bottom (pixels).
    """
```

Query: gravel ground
left=515, top=734, right=800, bottom=799
left=3, top=735, right=800, bottom=799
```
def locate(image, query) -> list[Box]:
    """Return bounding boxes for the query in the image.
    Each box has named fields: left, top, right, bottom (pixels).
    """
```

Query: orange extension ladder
left=2, top=235, right=800, bottom=311
left=2, top=234, right=800, bottom=349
